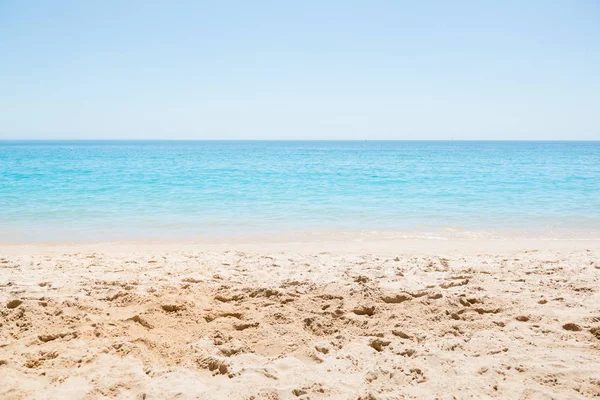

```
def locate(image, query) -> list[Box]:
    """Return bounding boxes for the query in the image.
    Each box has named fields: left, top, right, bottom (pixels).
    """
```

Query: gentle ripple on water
left=0, top=140, right=599, bottom=241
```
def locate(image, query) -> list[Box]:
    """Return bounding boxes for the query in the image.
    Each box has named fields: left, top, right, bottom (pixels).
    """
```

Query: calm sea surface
left=1, top=141, right=599, bottom=242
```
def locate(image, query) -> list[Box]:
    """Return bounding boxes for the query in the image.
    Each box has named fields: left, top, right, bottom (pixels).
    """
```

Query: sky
left=1, top=0, right=599, bottom=140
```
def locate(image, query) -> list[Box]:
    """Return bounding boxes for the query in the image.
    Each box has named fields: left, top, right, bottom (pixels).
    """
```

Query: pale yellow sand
left=0, top=237, right=599, bottom=399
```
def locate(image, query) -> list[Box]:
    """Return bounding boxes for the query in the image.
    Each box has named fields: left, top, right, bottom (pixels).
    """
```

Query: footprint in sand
left=196, top=355, right=229, bottom=375
left=369, top=338, right=391, bottom=352
left=234, top=322, right=259, bottom=331
left=6, top=299, right=23, bottom=309
left=562, top=323, right=582, bottom=331
left=214, top=294, right=244, bottom=303
left=161, top=304, right=185, bottom=312
left=392, top=329, right=411, bottom=339
left=381, top=293, right=411, bottom=304
left=128, top=315, right=154, bottom=329
left=353, top=306, right=375, bottom=316
left=38, top=332, right=77, bottom=342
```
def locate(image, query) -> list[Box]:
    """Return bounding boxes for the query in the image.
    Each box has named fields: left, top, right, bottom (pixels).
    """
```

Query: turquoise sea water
left=0, top=141, right=599, bottom=242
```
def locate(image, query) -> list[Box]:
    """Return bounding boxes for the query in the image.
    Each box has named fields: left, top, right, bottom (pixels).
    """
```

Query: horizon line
left=0, top=139, right=599, bottom=143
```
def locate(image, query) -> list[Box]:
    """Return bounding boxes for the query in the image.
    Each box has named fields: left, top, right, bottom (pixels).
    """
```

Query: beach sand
left=0, top=237, right=599, bottom=399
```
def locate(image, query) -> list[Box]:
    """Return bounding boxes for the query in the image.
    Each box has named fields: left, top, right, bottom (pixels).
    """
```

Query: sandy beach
left=1, top=237, right=599, bottom=399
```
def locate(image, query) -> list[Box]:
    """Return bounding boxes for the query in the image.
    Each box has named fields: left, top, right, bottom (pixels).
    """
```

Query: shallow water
left=1, top=140, right=599, bottom=241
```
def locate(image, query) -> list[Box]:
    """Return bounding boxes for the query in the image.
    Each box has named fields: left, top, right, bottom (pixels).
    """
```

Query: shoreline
left=1, top=234, right=599, bottom=256
left=2, top=225, right=600, bottom=246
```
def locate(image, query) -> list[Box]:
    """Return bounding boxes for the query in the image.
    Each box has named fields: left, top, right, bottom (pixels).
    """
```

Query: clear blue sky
left=1, top=1, right=599, bottom=140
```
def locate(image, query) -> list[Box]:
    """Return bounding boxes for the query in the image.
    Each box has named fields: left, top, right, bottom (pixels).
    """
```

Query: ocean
left=0, top=140, right=598, bottom=242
